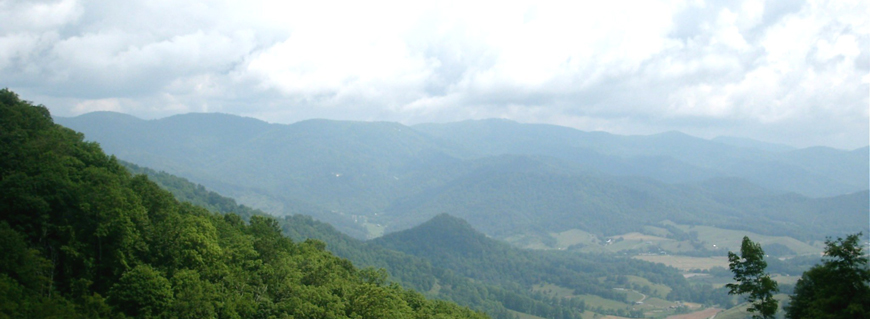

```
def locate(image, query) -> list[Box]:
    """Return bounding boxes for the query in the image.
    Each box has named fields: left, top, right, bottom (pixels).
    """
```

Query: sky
left=2, top=0, right=868, bottom=149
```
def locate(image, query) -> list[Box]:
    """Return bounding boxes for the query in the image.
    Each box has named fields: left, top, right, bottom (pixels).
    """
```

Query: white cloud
left=72, top=97, right=121, bottom=113
left=0, top=0, right=867, bottom=148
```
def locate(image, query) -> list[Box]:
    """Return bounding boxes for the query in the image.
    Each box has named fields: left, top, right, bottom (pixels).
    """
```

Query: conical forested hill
left=371, top=214, right=733, bottom=310
left=0, top=88, right=487, bottom=319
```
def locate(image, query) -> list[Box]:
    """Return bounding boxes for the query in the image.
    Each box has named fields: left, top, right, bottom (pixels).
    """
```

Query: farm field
left=633, top=255, right=729, bottom=271
left=675, top=225, right=823, bottom=255
left=665, top=308, right=722, bottom=319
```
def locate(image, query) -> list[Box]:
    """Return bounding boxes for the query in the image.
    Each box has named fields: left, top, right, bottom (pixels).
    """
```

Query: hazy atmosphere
left=2, top=1, right=869, bottom=318
left=2, top=0, right=868, bottom=149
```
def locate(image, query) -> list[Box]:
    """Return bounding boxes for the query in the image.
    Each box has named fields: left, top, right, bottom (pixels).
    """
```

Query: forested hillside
left=56, top=112, right=869, bottom=241
left=373, top=215, right=734, bottom=313
left=0, top=89, right=487, bottom=318
left=119, top=162, right=741, bottom=319
left=126, top=162, right=591, bottom=319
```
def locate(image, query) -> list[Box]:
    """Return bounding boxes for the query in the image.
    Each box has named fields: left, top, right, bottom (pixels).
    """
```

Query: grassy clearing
left=657, top=240, right=701, bottom=253
left=622, top=290, right=645, bottom=303
left=427, top=280, right=441, bottom=295
left=509, top=310, right=548, bottom=319
left=633, top=255, right=729, bottom=271
left=575, top=295, right=630, bottom=312
left=642, top=297, right=675, bottom=308
left=605, top=239, right=653, bottom=252
left=625, top=275, right=672, bottom=298
left=714, top=294, right=790, bottom=319
left=685, top=225, right=821, bottom=256
left=504, top=233, right=553, bottom=250
left=664, top=308, right=722, bottom=319
left=611, top=232, right=671, bottom=241
left=643, top=225, right=672, bottom=237
left=363, top=222, right=385, bottom=238
left=552, top=229, right=600, bottom=248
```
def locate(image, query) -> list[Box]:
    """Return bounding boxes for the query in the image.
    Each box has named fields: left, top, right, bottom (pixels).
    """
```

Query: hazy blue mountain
left=711, top=135, right=796, bottom=152
left=57, top=113, right=475, bottom=237
left=55, top=112, right=869, bottom=241
left=414, top=119, right=867, bottom=197
left=382, top=157, right=868, bottom=240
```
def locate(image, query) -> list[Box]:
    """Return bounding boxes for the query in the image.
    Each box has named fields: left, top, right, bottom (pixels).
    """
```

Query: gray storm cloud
left=1, top=0, right=867, bottom=149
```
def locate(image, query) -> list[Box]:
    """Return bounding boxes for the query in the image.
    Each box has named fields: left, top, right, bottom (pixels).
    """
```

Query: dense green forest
left=0, top=89, right=488, bottom=318
left=125, top=162, right=583, bottom=319
left=122, top=153, right=736, bottom=319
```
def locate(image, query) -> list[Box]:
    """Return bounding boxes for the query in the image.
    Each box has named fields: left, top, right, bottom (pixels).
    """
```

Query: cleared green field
left=714, top=294, right=790, bottom=319
left=363, top=222, right=386, bottom=238
left=684, top=225, right=822, bottom=256
left=633, top=255, right=729, bottom=271
left=504, top=233, right=554, bottom=250
left=643, top=226, right=672, bottom=237
left=623, top=290, right=645, bottom=303
left=642, top=297, right=675, bottom=308
left=625, top=275, right=672, bottom=298
left=515, top=223, right=821, bottom=262
left=551, top=229, right=600, bottom=249
left=574, top=295, right=630, bottom=312
left=509, top=310, right=548, bottom=319
left=657, top=240, right=699, bottom=253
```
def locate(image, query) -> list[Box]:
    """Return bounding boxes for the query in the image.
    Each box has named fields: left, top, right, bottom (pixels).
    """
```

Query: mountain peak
left=373, top=214, right=500, bottom=257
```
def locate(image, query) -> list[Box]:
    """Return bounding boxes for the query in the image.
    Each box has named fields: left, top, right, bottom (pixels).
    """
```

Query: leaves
left=785, top=233, right=870, bottom=319
left=0, top=89, right=489, bottom=319
left=726, top=236, right=778, bottom=319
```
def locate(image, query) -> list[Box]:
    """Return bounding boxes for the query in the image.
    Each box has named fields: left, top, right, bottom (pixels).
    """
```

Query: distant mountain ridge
left=413, top=119, right=868, bottom=195
left=55, top=112, right=869, bottom=240
left=711, top=135, right=796, bottom=152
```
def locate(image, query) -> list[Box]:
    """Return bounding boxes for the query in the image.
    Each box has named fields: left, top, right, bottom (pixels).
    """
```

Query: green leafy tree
left=726, top=236, right=778, bottom=319
left=0, top=89, right=492, bottom=319
left=108, top=265, right=173, bottom=318
left=785, top=233, right=869, bottom=319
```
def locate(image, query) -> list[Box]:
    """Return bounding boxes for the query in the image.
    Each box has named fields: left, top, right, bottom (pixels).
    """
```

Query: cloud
left=1, top=0, right=867, bottom=149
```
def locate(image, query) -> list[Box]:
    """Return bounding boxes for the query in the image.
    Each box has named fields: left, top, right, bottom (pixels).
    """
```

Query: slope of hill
left=383, top=159, right=869, bottom=240
left=414, top=120, right=868, bottom=197
left=55, top=112, right=869, bottom=241
left=124, top=160, right=612, bottom=319
left=0, top=89, right=487, bottom=319
left=372, top=214, right=734, bottom=315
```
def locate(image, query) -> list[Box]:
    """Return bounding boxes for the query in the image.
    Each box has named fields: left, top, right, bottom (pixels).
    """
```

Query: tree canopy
left=785, top=233, right=869, bottom=319
left=0, top=88, right=488, bottom=319
left=726, top=236, right=778, bottom=319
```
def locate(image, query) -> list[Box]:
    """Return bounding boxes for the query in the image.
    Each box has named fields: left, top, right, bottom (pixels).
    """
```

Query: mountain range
left=55, top=112, right=869, bottom=241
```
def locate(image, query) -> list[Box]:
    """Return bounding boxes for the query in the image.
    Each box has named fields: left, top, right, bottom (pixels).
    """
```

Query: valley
left=55, top=113, right=869, bottom=242
left=4, top=1, right=868, bottom=317
left=47, top=110, right=869, bottom=319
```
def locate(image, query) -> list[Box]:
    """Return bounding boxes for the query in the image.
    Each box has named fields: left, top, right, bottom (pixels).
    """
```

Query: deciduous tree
left=785, top=233, right=869, bottom=319
left=726, top=236, right=778, bottom=319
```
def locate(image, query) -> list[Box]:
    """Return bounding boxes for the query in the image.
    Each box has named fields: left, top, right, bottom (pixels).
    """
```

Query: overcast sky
left=2, top=0, right=868, bottom=149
